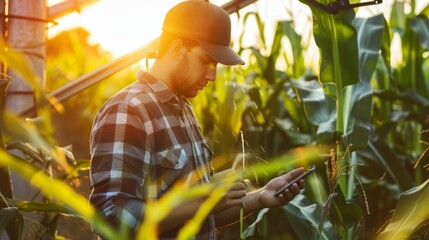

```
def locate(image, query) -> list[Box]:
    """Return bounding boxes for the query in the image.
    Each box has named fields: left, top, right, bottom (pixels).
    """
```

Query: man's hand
left=212, top=167, right=307, bottom=227
left=258, top=167, right=306, bottom=207
left=210, top=169, right=246, bottom=213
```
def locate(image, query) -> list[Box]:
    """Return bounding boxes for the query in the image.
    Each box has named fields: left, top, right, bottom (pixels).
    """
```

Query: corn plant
left=0, top=36, right=125, bottom=239
left=0, top=19, right=323, bottom=240
left=292, top=0, right=429, bottom=239
left=191, top=7, right=335, bottom=239
left=192, top=0, right=429, bottom=239
left=365, top=1, right=429, bottom=239
left=2, top=1, right=429, bottom=239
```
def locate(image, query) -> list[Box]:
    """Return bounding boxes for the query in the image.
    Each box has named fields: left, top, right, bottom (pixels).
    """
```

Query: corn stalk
left=293, top=0, right=385, bottom=238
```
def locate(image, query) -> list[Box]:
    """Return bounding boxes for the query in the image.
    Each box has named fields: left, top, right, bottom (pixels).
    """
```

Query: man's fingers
left=298, top=179, right=305, bottom=188
left=289, top=183, right=301, bottom=195
left=280, top=189, right=293, bottom=201
left=230, top=182, right=245, bottom=190
left=285, top=167, right=305, bottom=181
left=279, top=183, right=304, bottom=201
left=227, top=189, right=246, bottom=199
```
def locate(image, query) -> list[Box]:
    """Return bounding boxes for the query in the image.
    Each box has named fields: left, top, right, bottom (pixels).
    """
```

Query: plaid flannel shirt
left=89, top=70, right=216, bottom=239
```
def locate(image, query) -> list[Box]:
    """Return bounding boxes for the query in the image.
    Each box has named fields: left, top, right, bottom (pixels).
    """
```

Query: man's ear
left=170, top=39, right=185, bottom=60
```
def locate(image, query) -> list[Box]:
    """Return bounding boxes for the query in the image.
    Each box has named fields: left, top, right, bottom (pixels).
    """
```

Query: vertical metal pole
left=0, top=74, right=17, bottom=240
left=5, top=0, right=46, bottom=116
left=2, top=1, right=47, bottom=238
left=0, top=74, right=13, bottom=200
left=0, top=0, right=4, bottom=72
left=0, top=3, right=17, bottom=240
left=0, top=0, right=13, bottom=208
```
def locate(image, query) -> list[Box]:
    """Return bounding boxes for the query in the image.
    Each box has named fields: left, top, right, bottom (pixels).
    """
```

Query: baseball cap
left=162, top=0, right=245, bottom=66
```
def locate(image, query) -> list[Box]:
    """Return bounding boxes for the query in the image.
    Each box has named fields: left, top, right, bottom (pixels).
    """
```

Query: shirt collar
left=137, top=70, right=179, bottom=104
left=136, top=70, right=191, bottom=112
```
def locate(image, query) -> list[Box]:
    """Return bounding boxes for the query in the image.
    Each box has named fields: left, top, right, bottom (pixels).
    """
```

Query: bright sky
left=47, top=0, right=313, bottom=58
left=46, top=0, right=426, bottom=60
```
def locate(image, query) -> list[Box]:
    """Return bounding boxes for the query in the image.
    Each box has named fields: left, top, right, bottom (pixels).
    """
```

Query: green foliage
left=0, top=28, right=135, bottom=239
left=2, top=1, right=429, bottom=239
left=0, top=149, right=122, bottom=240
left=205, top=1, right=429, bottom=239
left=193, top=11, right=316, bottom=168
left=46, top=27, right=138, bottom=159
left=377, top=179, right=429, bottom=239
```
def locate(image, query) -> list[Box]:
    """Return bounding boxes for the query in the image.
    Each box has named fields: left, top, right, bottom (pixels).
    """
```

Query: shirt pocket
left=156, top=147, right=187, bottom=191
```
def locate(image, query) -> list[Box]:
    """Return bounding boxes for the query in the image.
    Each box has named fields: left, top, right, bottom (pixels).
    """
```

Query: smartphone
left=274, top=165, right=316, bottom=198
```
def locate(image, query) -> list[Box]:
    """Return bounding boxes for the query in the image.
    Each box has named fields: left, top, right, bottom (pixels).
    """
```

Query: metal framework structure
left=5, top=0, right=382, bottom=117
left=1, top=0, right=99, bottom=116
left=9, top=0, right=257, bottom=117
left=303, top=0, right=382, bottom=14
left=0, top=1, right=384, bottom=234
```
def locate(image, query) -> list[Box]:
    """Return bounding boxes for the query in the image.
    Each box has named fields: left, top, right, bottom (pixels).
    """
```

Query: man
left=89, top=1, right=305, bottom=239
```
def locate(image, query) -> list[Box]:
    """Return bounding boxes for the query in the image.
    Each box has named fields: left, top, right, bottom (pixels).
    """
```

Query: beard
left=171, top=53, right=198, bottom=98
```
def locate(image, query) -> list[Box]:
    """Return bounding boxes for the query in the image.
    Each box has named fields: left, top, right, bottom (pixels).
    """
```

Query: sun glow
left=47, top=0, right=403, bottom=63
left=48, top=0, right=231, bottom=58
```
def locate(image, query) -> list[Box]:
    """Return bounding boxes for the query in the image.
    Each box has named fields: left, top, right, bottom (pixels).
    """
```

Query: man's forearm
left=158, top=197, right=206, bottom=234
left=214, top=189, right=263, bottom=227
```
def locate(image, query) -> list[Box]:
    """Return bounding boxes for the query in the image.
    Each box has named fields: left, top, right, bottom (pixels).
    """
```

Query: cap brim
left=199, top=41, right=245, bottom=66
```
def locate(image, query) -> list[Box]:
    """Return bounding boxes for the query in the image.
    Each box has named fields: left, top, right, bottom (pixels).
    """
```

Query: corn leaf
left=353, top=14, right=385, bottom=84
left=284, top=194, right=340, bottom=240
left=241, top=208, right=269, bottom=238
left=0, top=207, right=18, bottom=236
left=377, top=180, right=429, bottom=239
left=341, top=82, right=372, bottom=150
left=390, top=1, right=406, bottom=35
left=0, top=111, right=70, bottom=170
left=0, top=150, right=121, bottom=240
left=292, top=79, right=336, bottom=143
left=411, top=16, right=429, bottom=50
left=277, top=21, right=306, bottom=78
left=10, top=200, right=75, bottom=214
left=366, top=139, right=414, bottom=191
left=302, top=0, right=359, bottom=88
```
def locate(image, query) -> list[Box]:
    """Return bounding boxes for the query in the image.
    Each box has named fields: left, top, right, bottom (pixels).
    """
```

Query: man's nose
left=205, top=63, right=217, bottom=81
